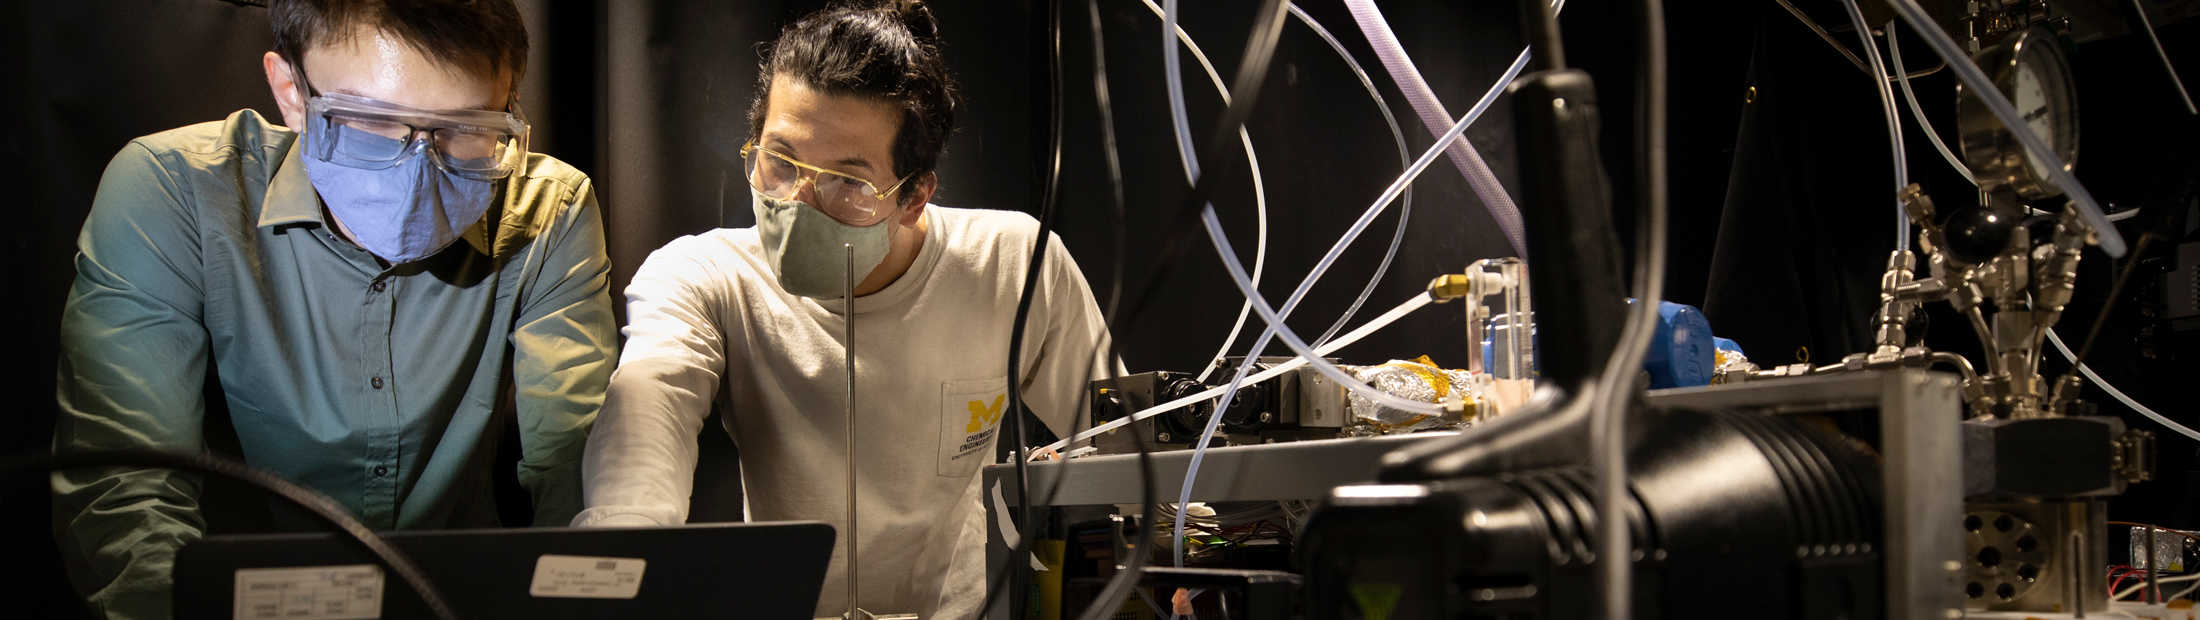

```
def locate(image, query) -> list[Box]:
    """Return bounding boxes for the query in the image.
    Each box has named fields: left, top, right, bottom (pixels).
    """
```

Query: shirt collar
left=258, top=137, right=322, bottom=229
left=260, top=134, right=495, bottom=256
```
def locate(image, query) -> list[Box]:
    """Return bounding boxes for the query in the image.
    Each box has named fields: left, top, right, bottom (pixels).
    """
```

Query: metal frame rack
left=984, top=369, right=1965, bottom=619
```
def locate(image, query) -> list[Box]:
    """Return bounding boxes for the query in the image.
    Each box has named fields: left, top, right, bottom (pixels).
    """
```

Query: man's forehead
left=760, top=75, right=901, bottom=172
left=302, top=27, right=509, bottom=111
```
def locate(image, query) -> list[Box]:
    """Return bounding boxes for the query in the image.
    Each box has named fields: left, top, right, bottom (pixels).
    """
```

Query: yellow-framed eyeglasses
left=741, top=140, right=919, bottom=226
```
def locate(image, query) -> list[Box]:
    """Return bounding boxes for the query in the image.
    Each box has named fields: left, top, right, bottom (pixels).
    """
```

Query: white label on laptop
left=529, top=555, right=647, bottom=599
left=231, top=564, right=382, bottom=620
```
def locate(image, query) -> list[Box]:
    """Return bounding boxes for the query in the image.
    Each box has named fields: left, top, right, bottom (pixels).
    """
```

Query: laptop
left=174, top=522, right=835, bottom=619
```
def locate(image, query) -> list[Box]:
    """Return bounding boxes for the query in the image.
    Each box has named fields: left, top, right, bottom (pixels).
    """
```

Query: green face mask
left=752, top=189, right=895, bottom=299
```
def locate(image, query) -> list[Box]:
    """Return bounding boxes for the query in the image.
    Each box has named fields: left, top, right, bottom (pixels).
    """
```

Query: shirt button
left=373, top=466, right=389, bottom=477
left=371, top=280, right=387, bottom=292
left=370, top=376, right=385, bottom=389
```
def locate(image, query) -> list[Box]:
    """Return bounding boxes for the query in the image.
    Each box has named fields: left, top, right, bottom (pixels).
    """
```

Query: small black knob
left=1943, top=204, right=2017, bottom=265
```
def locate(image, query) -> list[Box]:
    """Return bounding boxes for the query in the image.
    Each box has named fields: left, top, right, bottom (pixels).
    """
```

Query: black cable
left=1073, top=3, right=1286, bottom=614
left=1592, top=0, right=1668, bottom=616
left=983, top=0, right=1287, bottom=614
left=2069, top=232, right=2157, bottom=369
left=5, top=450, right=458, bottom=620
left=995, top=0, right=1066, bottom=615
left=979, top=0, right=1144, bottom=613
left=1056, top=2, right=1156, bottom=619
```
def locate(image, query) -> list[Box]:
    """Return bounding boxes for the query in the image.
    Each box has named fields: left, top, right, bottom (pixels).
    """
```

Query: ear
left=896, top=172, right=937, bottom=226
left=264, top=51, right=309, bottom=131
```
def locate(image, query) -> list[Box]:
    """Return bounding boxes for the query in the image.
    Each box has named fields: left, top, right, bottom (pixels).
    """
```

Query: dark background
left=4, top=0, right=2197, bottom=617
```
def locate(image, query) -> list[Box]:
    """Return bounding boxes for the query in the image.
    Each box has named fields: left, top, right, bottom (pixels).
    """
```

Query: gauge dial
left=1956, top=26, right=2078, bottom=200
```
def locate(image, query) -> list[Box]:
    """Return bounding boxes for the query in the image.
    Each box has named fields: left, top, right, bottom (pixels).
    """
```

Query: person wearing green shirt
left=50, top=1, right=617, bottom=617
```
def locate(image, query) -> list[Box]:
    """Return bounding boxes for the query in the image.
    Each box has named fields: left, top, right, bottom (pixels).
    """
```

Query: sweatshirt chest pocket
left=937, top=377, right=1010, bottom=478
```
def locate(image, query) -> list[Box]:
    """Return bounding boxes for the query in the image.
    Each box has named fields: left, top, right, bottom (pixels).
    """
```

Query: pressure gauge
left=1955, top=26, right=2078, bottom=201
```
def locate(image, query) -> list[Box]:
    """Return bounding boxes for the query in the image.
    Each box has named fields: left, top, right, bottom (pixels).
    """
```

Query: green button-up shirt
left=52, top=109, right=618, bottom=619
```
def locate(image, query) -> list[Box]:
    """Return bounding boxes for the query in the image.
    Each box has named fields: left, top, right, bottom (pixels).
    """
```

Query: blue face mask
left=300, top=123, right=497, bottom=264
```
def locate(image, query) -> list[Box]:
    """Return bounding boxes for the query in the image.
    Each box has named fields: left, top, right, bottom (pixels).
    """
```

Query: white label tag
left=232, top=564, right=383, bottom=620
left=937, top=378, right=1009, bottom=477
left=529, top=555, right=647, bottom=599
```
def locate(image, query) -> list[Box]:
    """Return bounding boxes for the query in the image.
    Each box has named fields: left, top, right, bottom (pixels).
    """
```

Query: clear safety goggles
left=741, top=140, right=918, bottom=226
left=303, top=92, right=530, bottom=180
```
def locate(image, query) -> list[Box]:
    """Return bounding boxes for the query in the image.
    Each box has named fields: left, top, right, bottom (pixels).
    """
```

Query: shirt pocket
left=936, top=377, right=1010, bottom=478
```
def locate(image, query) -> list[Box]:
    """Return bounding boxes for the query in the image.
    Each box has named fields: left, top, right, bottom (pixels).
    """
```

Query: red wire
left=2111, top=570, right=2141, bottom=598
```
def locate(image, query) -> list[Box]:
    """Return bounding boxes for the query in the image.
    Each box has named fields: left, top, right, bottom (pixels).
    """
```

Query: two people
left=53, top=1, right=1108, bottom=618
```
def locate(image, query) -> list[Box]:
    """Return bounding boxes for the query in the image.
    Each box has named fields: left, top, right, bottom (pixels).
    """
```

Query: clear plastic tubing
left=2046, top=329, right=2200, bottom=442
left=1140, top=0, right=1272, bottom=386
left=1287, top=2, right=1418, bottom=349
left=1150, top=0, right=1419, bottom=384
left=1195, top=209, right=1450, bottom=418
left=1157, top=0, right=1525, bottom=569
left=1886, top=0, right=2127, bottom=257
left=1889, top=26, right=1975, bottom=185
left=1185, top=52, right=1531, bottom=467
left=1342, top=0, right=1531, bottom=257
left=1159, top=19, right=1529, bottom=564
left=1837, top=0, right=1910, bottom=252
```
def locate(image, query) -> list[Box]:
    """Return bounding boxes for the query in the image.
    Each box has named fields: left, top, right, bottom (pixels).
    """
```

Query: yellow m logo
left=966, top=395, right=1006, bottom=433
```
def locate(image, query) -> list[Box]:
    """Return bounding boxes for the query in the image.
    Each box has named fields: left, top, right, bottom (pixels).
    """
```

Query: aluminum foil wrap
left=1710, top=342, right=1759, bottom=384
left=1343, top=357, right=1480, bottom=435
left=1715, top=347, right=1756, bottom=374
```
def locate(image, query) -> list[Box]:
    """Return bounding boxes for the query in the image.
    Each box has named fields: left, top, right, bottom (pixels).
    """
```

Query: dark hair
left=270, top=0, right=529, bottom=84
left=748, top=0, right=957, bottom=202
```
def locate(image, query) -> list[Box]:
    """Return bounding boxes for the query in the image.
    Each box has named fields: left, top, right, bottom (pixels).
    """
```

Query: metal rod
left=2070, top=530, right=2087, bottom=618
left=845, top=243, right=859, bottom=619
left=2149, top=524, right=2163, bottom=603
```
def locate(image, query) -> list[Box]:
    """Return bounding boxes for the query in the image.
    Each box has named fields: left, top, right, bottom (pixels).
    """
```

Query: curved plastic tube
left=1155, top=0, right=1420, bottom=380
left=1197, top=208, right=1449, bottom=419
left=2046, top=328, right=2200, bottom=442
left=1286, top=2, right=1419, bottom=348
left=1890, top=24, right=2149, bottom=227
left=1157, top=0, right=1525, bottom=567
left=1342, top=0, right=1529, bottom=257
left=1838, top=2, right=1910, bottom=252
left=1186, top=54, right=1528, bottom=470
left=1889, top=28, right=1975, bottom=185
left=1166, top=53, right=1528, bottom=564
left=1142, top=0, right=1271, bottom=385
left=1189, top=50, right=1530, bottom=446
left=1030, top=290, right=1436, bottom=456
left=1886, top=0, right=2127, bottom=257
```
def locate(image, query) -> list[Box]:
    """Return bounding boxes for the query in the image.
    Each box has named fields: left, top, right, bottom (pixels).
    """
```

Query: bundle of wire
left=2112, top=571, right=2200, bottom=603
